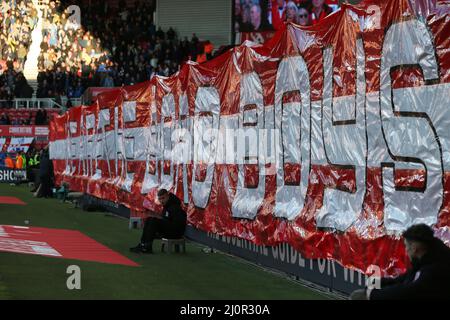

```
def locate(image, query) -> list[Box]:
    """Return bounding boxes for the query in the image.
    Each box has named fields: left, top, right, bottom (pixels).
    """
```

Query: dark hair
left=403, top=224, right=435, bottom=247
left=298, top=2, right=309, bottom=10
left=157, top=189, right=168, bottom=197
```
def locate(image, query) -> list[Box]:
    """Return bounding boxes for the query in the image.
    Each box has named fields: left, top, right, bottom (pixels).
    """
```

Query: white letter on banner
left=173, top=94, right=191, bottom=204
left=316, top=39, right=367, bottom=231
left=274, top=56, right=311, bottom=220
left=192, top=87, right=220, bottom=208
left=232, top=72, right=265, bottom=219
left=160, top=94, right=175, bottom=190
left=380, top=19, right=443, bottom=231
left=67, top=120, right=78, bottom=175
left=93, top=111, right=102, bottom=179
left=85, top=113, right=96, bottom=177
left=113, top=105, right=125, bottom=184
left=92, top=108, right=110, bottom=179
left=78, top=113, right=87, bottom=176
left=121, top=101, right=137, bottom=192
left=141, top=86, right=161, bottom=194
left=82, top=112, right=92, bottom=177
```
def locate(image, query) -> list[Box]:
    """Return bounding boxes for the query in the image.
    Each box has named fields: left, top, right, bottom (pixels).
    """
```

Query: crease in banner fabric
left=49, top=0, right=450, bottom=276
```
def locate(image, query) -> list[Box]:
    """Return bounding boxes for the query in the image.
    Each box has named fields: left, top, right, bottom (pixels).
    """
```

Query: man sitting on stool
left=130, top=189, right=187, bottom=254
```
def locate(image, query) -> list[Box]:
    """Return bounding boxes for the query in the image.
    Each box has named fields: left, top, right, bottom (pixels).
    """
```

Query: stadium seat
left=55, top=183, right=69, bottom=202
left=66, top=192, right=84, bottom=208
left=129, top=216, right=143, bottom=229
left=161, top=238, right=186, bottom=254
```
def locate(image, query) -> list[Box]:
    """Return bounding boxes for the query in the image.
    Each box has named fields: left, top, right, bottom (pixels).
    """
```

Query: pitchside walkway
left=0, top=184, right=334, bottom=300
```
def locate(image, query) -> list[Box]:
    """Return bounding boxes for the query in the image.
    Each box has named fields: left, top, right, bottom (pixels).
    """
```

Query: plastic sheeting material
left=49, top=0, right=450, bottom=276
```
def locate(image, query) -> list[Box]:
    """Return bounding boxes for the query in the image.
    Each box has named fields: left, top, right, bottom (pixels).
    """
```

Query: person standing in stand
left=36, top=146, right=54, bottom=198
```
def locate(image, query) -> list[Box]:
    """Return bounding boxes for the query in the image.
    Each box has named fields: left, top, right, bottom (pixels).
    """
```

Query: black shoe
left=141, top=246, right=153, bottom=254
left=130, top=244, right=144, bottom=253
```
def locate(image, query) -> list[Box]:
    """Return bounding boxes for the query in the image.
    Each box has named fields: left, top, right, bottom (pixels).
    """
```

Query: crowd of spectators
left=235, top=0, right=339, bottom=32
left=1, top=0, right=322, bottom=105
left=0, top=0, right=217, bottom=108
left=37, top=0, right=213, bottom=100
left=0, top=1, right=37, bottom=104
left=0, top=0, right=38, bottom=71
left=0, top=62, right=34, bottom=105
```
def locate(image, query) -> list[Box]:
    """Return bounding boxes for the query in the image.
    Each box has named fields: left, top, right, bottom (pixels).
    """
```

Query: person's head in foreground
left=403, top=223, right=436, bottom=264
left=157, top=188, right=170, bottom=206
left=350, top=223, right=450, bottom=300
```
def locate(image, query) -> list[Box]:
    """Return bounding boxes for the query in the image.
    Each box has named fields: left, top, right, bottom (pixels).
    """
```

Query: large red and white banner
left=49, top=0, right=450, bottom=276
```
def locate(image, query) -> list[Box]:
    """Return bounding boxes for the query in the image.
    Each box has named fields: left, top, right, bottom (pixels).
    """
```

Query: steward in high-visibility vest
left=21, top=154, right=26, bottom=169
left=34, top=154, right=40, bottom=167
left=5, top=155, right=14, bottom=169
left=15, top=153, right=23, bottom=169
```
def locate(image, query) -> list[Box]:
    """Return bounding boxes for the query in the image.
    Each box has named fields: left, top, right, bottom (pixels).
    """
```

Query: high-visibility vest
left=21, top=155, right=26, bottom=169
left=28, top=157, right=34, bottom=166
left=34, top=154, right=40, bottom=166
left=5, top=157, right=14, bottom=169
left=15, top=156, right=23, bottom=169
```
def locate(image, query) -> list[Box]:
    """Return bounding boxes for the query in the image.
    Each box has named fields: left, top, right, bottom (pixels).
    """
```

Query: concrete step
left=23, top=0, right=43, bottom=83
left=27, top=79, right=39, bottom=98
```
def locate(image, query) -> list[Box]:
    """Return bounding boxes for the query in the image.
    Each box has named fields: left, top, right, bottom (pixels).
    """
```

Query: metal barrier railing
left=0, top=98, right=82, bottom=109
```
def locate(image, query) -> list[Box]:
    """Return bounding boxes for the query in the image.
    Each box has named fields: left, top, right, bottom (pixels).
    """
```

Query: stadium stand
left=0, top=0, right=38, bottom=71
left=35, top=0, right=215, bottom=99
left=0, top=0, right=215, bottom=105
left=0, top=0, right=341, bottom=104
left=1, top=0, right=340, bottom=104
left=0, top=108, right=59, bottom=125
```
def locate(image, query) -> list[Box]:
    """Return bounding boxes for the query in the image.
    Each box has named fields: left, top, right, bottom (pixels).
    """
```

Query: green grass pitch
left=0, top=183, right=333, bottom=300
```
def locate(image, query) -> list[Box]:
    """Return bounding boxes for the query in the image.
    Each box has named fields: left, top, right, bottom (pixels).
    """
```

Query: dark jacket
left=370, top=239, right=450, bottom=300
left=162, top=193, right=187, bottom=231
left=39, top=151, right=54, bottom=179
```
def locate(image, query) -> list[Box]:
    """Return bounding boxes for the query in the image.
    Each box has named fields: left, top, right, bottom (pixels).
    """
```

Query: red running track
left=0, top=225, right=139, bottom=267
left=0, top=196, right=26, bottom=205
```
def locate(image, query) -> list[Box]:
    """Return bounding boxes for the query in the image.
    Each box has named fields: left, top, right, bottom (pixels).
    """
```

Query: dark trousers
left=140, top=217, right=185, bottom=244
left=38, top=175, right=53, bottom=198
